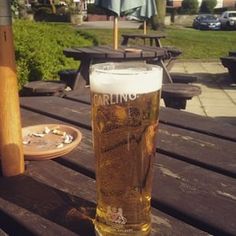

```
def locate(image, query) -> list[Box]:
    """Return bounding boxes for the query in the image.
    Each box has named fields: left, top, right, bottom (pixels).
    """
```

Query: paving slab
left=170, top=61, right=236, bottom=125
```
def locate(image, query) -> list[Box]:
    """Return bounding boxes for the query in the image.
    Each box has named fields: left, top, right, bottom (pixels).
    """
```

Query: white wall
left=215, top=0, right=223, bottom=8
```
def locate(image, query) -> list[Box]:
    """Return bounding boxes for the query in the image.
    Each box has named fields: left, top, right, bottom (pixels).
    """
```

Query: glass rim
left=91, top=62, right=162, bottom=75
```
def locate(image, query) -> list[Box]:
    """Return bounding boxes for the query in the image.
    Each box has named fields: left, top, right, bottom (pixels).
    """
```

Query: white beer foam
left=90, top=63, right=162, bottom=94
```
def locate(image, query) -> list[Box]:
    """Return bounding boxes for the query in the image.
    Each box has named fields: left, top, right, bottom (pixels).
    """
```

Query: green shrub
left=33, top=5, right=70, bottom=22
left=87, top=3, right=112, bottom=15
left=200, top=0, right=217, bottom=13
left=11, top=0, right=20, bottom=18
left=181, top=0, right=199, bottom=14
left=13, top=20, right=93, bottom=88
left=35, top=6, right=53, bottom=15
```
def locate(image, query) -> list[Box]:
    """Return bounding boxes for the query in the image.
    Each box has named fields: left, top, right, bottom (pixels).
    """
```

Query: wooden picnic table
left=63, top=45, right=180, bottom=91
left=62, top=45, right=202, bottom=110
left=220, top=55, right=236, bottom=83
left=121, top=33, right=177, bottom=72
left=0, top=93, right=235, bottom=235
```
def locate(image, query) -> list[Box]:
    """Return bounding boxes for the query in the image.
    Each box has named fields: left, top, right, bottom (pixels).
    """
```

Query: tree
left=49, top=0, right=56, bottom=14
left=151, top=0, right=166, bottom=30
left=200, top=0, right=217, bottom=13
left=181, top=0, right=199, bottom=14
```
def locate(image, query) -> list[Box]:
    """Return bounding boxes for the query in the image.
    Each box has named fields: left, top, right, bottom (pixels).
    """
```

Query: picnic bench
left=21, top=80, right=67, bottom=96
left=0, top=93, right=235, bottom=235
left=229, top=51, right=236, bottom=57
left=62, top=45, right=201, bottom=110
left=220, top=51, right=236, bottom=82
left=21, top=43, right=201, bottom=110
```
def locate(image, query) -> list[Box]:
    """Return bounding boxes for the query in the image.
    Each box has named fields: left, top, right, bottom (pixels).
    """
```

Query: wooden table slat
left=63, top=48, right=105, bottom=60
left=0, top=197, right=78, bottom=236
left=64, top=45, right=168, bottom=61
left=160, top=107, right=236, bottom=141
left=0, top=157, right=209, bottom=236
left=21, top=96, right=91, bottom=129
left=65, top=92, right=236, bottom=142
left=157, top=124, right=236, bottom=177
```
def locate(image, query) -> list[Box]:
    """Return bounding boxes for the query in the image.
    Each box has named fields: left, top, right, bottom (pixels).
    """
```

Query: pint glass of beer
left=90, top=62, right=162, bottom=236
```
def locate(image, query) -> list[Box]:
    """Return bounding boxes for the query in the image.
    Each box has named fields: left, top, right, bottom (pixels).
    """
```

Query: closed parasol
left=94, top=0, right=145, bottom=49
left=131, top=0, right=157, bottom=34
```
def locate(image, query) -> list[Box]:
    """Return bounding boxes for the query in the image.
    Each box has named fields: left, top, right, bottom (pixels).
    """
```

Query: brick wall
left=168, top=0, right=183, bottom=7
left=223, top=0, right=236, bottom=7
left=173, top=0, right=183, bottom=8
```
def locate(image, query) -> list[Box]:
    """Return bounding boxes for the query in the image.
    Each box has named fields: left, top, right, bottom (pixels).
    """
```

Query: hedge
left=13, top=20, right=94, bottom=89
left=200, top=0, right=217, bottom=13
left=181, top=0, right=199, bottom=14
left=87, top=3, right=112, bottom=15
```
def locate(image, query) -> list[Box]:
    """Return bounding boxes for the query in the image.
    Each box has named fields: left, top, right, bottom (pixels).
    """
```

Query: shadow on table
left=0, top=175, right=96, bottom=236
left=215, top=116, right=236, bottom=126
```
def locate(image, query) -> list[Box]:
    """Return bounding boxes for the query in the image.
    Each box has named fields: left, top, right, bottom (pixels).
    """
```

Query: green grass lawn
left=78, top=26, right=236, bottom=60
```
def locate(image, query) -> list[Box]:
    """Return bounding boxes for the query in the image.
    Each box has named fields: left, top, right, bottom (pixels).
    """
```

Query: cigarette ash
left=23, top=126, right=74, bottom=148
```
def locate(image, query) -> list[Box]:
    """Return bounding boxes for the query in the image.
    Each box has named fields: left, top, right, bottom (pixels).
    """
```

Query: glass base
left=95, top=222, right=151, bottom=236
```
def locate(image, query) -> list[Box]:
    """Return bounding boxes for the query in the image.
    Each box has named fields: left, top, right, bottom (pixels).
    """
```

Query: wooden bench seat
left=220, top=56, right=236, bottom=82
left=170, top=72, right=198, bottom=84
left=229, top=51, right=236, bottom=57
left=21, top=81, right=66, bottom=96
left=155, top=61, right=201, bottom=110
left=161, top=84, right=201, bottom=109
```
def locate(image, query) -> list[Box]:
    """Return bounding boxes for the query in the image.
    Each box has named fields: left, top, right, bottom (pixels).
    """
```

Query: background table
left=63, top=45, right=180, bottom=90
left=0, top=93, right=235, bottom=235
left=121, top=33, right=166, bottom=47
left=63, top=46, right=200, bottom=110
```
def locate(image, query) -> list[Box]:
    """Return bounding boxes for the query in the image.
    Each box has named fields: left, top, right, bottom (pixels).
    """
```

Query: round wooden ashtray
left=22, top=124, right=82, bottom=160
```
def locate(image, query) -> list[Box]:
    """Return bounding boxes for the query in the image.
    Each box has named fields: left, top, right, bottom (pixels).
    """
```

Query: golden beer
left=90, top=62, right=162, bottom=236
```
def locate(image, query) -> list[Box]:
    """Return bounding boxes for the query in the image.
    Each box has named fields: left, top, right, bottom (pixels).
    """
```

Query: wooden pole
left=0, top=0, right=24, bottom=176
left=113, top=16, right=118, bottom=50
left=143, top=20, right=147, bottom=35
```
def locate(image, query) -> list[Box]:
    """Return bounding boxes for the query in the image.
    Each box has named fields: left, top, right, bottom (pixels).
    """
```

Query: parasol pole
left=143, top=20, right=147, bottom=35
left=113, top=15, right=118, bottom=50
left=0, top=0, right=25, bottom=176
